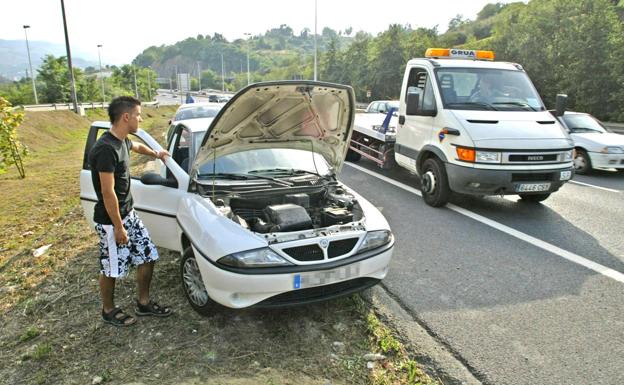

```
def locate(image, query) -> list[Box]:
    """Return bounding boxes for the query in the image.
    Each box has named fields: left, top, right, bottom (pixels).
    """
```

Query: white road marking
left=569, top=180, right=621, bottom=193
left=345, top=162, right=624, bottom=283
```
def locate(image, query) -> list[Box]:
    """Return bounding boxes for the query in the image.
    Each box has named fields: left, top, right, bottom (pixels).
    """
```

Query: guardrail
left=12, top=101, right=160, bottom=115
left=604, top=122, right=624, bottom=135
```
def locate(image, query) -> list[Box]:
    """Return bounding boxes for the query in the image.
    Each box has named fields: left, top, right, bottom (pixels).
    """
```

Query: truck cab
left=394, top=48, right=574, bottom=206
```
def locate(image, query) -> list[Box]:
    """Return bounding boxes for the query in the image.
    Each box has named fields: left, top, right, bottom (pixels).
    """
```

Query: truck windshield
left=434, top=68, right=545, bottom=112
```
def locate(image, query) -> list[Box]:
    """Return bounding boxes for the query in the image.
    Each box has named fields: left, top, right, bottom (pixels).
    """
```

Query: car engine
left=210, top=185, right=363, bottom=234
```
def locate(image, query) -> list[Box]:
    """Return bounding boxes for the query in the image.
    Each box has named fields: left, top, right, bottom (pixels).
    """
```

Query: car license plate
left=560, top=170, right=572, bottom=181
left=516, top=183, right=551, bottom=192
left=293, top=265, right=360, bottom=289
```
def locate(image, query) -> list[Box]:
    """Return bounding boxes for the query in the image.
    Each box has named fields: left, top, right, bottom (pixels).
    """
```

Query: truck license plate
left=560, top=171, right=572, bottom=180
left=293, top=265, right=360, bottom=289
left=516, top=183, right=551, bottom=192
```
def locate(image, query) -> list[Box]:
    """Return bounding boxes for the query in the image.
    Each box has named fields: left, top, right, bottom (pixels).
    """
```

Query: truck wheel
left=346, top=149, right=361, bottom=162
left=519, top=193, right=551, bottom=203
left=421, top=158, right=451, bottom=207
left=574, top=149, right=592, bottom=175
left=180, top=247, right=219, bottom=316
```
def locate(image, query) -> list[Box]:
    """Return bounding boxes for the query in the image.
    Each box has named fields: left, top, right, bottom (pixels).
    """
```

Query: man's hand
left=155, top=149, right=170, bottom=161
left=114, top=226, right=129, bottom=245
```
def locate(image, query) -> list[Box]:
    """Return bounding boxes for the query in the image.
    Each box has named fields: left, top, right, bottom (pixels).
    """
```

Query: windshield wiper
left=249, top=168, right=325, bottom=177
left=492, top=101, right=537, bottom=111
left=196, top=172, right=292, bottom=186
left=446, top=102, right=498, bottom=111
left=569, top=127, right=604, bottom=133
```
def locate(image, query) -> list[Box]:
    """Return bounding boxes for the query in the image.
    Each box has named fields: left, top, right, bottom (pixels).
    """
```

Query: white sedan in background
left=80, top=81, right=395, bottom=315
left=556, top=111, right=624, bottom=174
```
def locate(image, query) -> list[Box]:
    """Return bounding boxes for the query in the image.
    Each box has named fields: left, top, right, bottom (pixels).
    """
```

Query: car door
left=396, top=66, right=436, bottom=173
left=80, top=124, right=189, bottom=252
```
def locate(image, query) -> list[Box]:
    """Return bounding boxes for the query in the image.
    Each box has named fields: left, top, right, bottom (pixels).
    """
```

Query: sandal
left=102, top=307, right=137, bottom=327
left=135, top=300, right=172, bottom=317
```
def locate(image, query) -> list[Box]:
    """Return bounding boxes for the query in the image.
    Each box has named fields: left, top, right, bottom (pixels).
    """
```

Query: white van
left=349, top=48, right=575, bottom=207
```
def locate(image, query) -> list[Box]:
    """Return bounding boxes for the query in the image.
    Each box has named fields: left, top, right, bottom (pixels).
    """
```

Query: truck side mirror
left=555, top=94, right=567, bottom=117
left=406, top=92, right=420, bottom=115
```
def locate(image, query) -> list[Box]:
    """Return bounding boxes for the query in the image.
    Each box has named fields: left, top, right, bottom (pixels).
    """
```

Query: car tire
left=420, top=158, right=451, bottom=207
left=346, top=148, right=361, bottom=162
left=180, top=246, right=220, bottom=316
left=519, top=193, right=551, bottom=203
left=574, top=149, right=592, bottom=175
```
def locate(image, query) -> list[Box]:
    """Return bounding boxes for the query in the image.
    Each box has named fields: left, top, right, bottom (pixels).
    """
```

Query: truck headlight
left=563, top=150, right=574, bottom=161
left=475, top=151, right=501, bottom=163
left=601, top=146, right=624, bottom=154
left=357, top=230, right=393, bottom=253
left=218, top=248, right=293, bottom=268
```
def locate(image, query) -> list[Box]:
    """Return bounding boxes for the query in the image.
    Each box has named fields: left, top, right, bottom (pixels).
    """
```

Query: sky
left=1, top=0, right=519, bottom=65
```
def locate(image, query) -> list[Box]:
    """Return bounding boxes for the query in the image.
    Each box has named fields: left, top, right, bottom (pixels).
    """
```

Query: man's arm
left=131, top=142, right=169, bottom=160
left=99, top=172, right=128, bottom=244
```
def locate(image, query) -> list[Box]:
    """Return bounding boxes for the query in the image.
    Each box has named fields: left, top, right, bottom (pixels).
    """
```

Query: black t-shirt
left=88, top=131, right=134, bottom=224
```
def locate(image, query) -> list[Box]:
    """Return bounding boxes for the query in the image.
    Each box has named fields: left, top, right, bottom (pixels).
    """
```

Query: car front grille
left=282, top=244, right=324, bottom=261
left=328, top=238, right=359, bottom=258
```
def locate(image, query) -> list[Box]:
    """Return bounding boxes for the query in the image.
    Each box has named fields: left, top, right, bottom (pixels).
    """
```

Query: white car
left=556, top=111, right=624, bottom=174
left=80, top=81, right=394, bottom=315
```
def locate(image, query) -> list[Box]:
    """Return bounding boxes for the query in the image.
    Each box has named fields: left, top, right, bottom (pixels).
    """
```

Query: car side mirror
left=555, top=94, right=568, bottom=117
left=140, top=172, right=178, bottom=188
left=406, top=93, right=420, bottom=115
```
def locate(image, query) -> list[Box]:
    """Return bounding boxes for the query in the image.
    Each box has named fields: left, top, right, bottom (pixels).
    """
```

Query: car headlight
left=218, top=248, right=293, bottom=268
left=357, top=230, right=393, bottom=253
left=601, top=146, right=624, bottom=154
left=563, top=150, right=574, bottom=161
left=475, top=150, right=501, bottom=163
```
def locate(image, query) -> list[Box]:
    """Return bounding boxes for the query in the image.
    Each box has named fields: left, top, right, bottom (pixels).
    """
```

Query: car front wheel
left=420, top=158, right=451, bottom=207
left=574, top=149, right=592, bottom=175
left=180, top=247, right=220, bottom=316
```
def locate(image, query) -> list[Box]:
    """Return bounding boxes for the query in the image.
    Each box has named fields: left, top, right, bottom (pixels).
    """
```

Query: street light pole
left=97, top=44, right=105, bottom=105
left=221, top=53, right=225, bottom=92
left=244, top=33, right=251, bottom=85
left=60, top=0, right=79, bottom=113
left=132, top=66, right=139, bottom=98
left=23, top=25, right=38, bottom=104
left=314, top=0, right=318, bottom=81
left=197, top=61, right=201, bottom=92
left=147, top=68, right=152, bottom=101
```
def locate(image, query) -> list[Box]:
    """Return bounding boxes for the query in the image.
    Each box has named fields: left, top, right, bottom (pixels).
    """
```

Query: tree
left=0, top=97, right=27, bottom=178
left=37, top=55, right=71, bottom=103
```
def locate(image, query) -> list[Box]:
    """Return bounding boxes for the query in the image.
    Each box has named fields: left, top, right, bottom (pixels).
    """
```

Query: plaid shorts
left=94, top=210, right=159, bottom=278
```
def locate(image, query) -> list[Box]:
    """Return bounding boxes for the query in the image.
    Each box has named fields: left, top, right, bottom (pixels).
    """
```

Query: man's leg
left=136, top=261, right=154, bottom=306
left=99, top=274, right=116, bottom=313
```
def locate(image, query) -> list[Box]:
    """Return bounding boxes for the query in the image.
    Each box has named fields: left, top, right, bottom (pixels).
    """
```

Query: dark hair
left=108, top=96, right=141, bottom=124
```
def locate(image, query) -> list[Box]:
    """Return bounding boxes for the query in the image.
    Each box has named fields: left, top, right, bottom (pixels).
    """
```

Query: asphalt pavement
left=338, top=159, right=624, bottom=385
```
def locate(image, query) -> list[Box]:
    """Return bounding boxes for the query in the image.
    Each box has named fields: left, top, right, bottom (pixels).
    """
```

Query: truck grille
left=283, top=244, right=324, bottom=261
left=509, top=154, right=558, bottom=162
left=328, top=238, right=359, bottom=258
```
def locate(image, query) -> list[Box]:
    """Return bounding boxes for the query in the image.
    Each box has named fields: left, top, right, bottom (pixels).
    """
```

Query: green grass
left=19, top=327, right=40, bottom=343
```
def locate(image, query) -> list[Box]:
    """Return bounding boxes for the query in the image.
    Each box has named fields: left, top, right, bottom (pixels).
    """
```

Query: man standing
left=89, top=96, right=172, bottom=326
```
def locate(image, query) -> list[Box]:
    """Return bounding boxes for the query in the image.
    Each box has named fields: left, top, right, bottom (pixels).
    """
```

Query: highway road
left=338, top=158, right=624, bottom=385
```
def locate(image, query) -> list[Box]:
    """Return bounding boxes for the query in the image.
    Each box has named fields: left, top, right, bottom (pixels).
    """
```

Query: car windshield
left=562, top=114, right=607, bottom=133
left=195, top=148, right=332, bottom=178
left=175, top=106, right=220, bottom=121
left=435, top=68, right=545, bottom=111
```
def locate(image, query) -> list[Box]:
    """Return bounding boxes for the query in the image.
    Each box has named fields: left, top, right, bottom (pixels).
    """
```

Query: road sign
left=366, top=90, right=372, bottom=98
left=177, top=73, right=191, bottom=92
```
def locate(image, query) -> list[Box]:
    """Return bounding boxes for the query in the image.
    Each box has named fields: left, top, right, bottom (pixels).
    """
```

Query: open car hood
left=191, top=81, right=355, bottom=177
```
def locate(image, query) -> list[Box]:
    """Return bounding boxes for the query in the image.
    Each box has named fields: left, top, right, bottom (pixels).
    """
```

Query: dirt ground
left=0, top=106, right=436, bottom=385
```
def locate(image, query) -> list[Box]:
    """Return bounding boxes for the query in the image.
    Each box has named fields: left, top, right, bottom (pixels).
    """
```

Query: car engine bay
left=202, top=183, right=364, bottom=234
